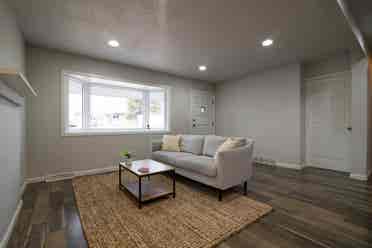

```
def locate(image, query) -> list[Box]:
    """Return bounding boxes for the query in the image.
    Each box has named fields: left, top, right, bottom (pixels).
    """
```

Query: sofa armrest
left=215, top=142, right=254, bottom=189
left=152, top=141, right=162, bottom=152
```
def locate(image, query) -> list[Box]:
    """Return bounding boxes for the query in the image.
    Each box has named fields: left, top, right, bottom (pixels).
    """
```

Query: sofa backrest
left=156, top=134, right=251, bottom=157
left=180, top=135, right=205, bottom=155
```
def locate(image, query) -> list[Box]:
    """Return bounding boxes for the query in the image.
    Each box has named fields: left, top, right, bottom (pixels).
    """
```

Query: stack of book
left=138, top=167, right=149, bottom=173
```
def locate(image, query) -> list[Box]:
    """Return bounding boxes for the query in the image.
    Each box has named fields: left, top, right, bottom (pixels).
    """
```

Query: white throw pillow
left=214, top=137, right=246, bottom=158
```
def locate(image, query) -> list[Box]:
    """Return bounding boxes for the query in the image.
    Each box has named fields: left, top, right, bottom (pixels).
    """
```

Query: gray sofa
left=152, top=135, right=254, bottom=200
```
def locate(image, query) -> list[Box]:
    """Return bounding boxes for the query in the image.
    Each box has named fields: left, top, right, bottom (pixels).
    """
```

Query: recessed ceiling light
left=198, top=65, right=207, bottom=71
left=108, top=40, right=120, bottom=47
left=262, top=39, right=273, bottom=47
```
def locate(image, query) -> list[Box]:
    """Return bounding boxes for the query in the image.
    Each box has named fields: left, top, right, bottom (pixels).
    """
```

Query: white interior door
left=190, top=90, right=215, bottom=134
left=305, top=72, right=351, bottom=172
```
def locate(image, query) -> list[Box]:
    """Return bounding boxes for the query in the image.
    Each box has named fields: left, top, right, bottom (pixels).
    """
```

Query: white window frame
left=61, top=70, right=171, bottom=136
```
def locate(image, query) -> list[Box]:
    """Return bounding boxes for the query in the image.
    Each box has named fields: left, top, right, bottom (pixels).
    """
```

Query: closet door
left=305, top=72, right=351, bottom=172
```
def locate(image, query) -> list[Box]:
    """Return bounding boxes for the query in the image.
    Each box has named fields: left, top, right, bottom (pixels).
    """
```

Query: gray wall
left=215, top=51, right=372, bottom=179
left=0, top=0, right=25, bottom=242
left=26, top=46, right=215, bottom=179
left=0, top=0, right=25, bottom=73
left=215, top=63, right=302, bottom=165
left=0, top=83, right=25, bottom=241
left=302, top=52, right=351, bottom=78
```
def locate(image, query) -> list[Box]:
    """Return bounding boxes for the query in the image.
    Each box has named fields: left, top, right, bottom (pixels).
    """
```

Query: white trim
left=25, top=176, right=44, bottom=184
left=276, top=162, right=304, bottom=170
left=254, top=159, right=275, bottom=166
left=303, top=70, right=350, bottom=81
left=19, top=181, right=27, bottom=198
left=45, top=172, right=75, bottom=182
left=61, top=70, right=171, bottom=136
left=350, top=173, right=369, bottom=181
left=0, top=80, right=24, bottom=106
left=61, top=72, right=68, bottom=136
left=82, top=82, right=90, bottom=130
left=255, top=159, right=304, bottom=170
left=62, top=129, right=170, bottom=137
left=62, top=70, right=171, bottom=90
left=74, top=166, right=118, bottom=177
left=166, top=87, right=172, bottom=132
left=337, top=0, right=370, bottom=56
left=0, top=200, right=23, bottom=248
left=25, top=165, right=120, bottom=184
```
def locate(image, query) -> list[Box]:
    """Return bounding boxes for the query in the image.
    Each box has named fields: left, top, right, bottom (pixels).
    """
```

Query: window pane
left=149, top=91, right=165, bottom=129
left=89, top=85, right=144, bottom=129
left=68, top=79, right=83, bottom=129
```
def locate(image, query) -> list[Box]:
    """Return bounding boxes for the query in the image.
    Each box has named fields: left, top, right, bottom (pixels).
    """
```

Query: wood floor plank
left=26, top=223, right=47, bottom=248
left=7, top=208, right=33, bottom=248
left=45, top=230, right=67, bottom=248
left=245, top=221, right=324, bottom=248
left=62, top=180, right=75, bottom=205
left=30, top=188, right=50, bottom=225
left=64, top=203, right=88, bottom=248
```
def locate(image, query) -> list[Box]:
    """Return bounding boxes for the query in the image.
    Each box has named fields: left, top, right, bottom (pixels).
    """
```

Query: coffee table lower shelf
left=120, top=181, right=174, bottom=208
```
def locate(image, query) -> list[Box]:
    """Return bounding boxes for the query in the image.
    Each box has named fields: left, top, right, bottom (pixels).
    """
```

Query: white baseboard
left=257, top=160, right=369, bottom=181
left=25, top=176, right=44, bottom=184
left=25, top=165, right=119, bottom=184
left=20, top=181, right=27, bottom=197
left=256, top=160, right=304, bottom=170
left=350, top=173, right=369, bottom=181
left=45, top=172, right=75, bottom=183
left=276, top=162, right=304, bottom=170
left=0, top=200, right=23, bottom=248
left=73, top=166, right=118, bottom=178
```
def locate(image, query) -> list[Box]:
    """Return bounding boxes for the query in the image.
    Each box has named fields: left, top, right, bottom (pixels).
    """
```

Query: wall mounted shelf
left=0, top=68, right=37, bottom=97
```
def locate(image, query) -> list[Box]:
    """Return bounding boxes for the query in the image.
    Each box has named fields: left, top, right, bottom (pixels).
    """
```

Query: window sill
left=62, top=129, right=170, bottom=137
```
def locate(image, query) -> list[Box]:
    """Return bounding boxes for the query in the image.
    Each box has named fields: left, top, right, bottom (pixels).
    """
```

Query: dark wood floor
left=7, top=164, right=372, bottom=248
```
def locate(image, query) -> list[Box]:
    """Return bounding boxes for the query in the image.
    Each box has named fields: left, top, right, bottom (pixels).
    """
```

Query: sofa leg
left=218, top=189, right=222, bottom=201
left=243, top=181, right=248, bottom=195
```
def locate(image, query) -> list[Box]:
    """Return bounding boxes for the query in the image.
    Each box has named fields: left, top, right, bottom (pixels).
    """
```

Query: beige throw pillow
left=215, top=137, right=246, bottom=158
left=161, top=135, right=181, bottom=152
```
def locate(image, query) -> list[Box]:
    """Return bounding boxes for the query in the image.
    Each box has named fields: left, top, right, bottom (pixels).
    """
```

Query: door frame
left=304, top=70, right=351, bottom=172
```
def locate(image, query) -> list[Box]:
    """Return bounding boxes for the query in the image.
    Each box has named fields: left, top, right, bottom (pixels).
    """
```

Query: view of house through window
left=64, top=72, right=168, bottom=134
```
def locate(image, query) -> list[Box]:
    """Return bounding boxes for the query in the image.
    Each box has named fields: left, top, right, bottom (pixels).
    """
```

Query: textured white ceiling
left=7, top=0, right=359, bottom=82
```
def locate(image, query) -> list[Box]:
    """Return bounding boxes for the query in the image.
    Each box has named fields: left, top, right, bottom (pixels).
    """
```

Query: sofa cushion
left=202, top=135, right=227, bottom=157
left=176, top=155, right=217, bottom=177
left=180, top=135, right=204, bottom=155
left=152, top=151, right=191, bottom=165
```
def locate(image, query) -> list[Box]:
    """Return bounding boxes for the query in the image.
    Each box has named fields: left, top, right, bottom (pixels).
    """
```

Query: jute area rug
left=72, top=172, right=272, bottom=248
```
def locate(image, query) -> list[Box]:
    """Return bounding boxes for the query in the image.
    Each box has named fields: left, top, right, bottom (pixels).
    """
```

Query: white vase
left=126, top=159, right=132, bottom=166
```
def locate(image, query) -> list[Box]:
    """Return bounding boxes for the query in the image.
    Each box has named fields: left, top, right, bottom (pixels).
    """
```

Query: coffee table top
left=119, top=159, right=174, bottom=176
